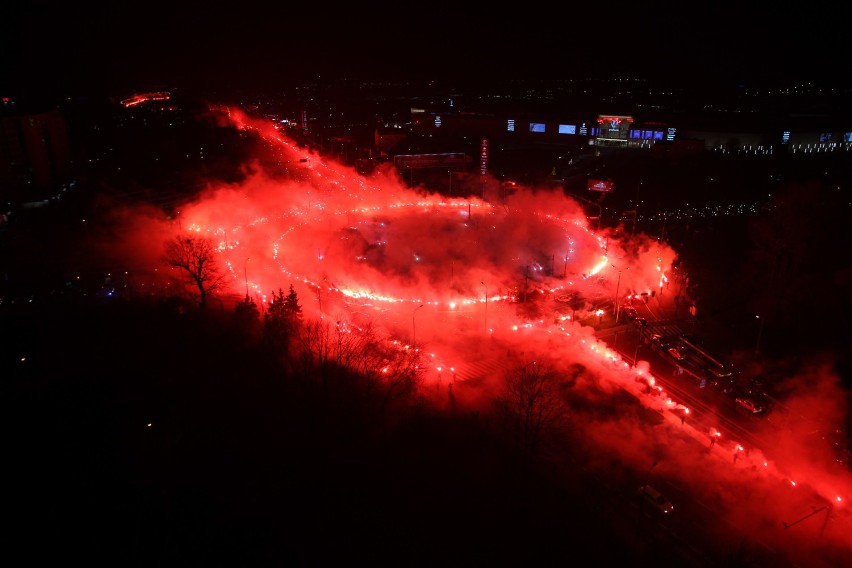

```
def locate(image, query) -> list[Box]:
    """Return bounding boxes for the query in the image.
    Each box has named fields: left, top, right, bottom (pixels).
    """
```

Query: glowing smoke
left=91, top=106, right=851, bottom=564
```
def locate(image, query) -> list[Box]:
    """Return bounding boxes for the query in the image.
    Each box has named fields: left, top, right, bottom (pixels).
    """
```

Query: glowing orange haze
left=99, top=107, right=850, bottom=564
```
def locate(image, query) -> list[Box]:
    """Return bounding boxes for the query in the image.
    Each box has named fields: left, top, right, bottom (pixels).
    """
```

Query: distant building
left=407, top=99, right=852, bottom=157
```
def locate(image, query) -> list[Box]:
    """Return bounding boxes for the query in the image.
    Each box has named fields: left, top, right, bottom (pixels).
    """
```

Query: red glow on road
left=94, top=106, right=851, bottom=564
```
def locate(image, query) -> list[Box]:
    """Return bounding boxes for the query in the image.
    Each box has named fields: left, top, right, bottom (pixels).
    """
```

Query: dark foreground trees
left=0, top=294, right=668, bottom=566
left=495, top=359, right=569, bottom=462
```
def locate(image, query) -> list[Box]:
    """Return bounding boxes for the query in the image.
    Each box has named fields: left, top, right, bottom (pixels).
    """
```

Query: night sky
left=2, top=3, right=850, bottom=98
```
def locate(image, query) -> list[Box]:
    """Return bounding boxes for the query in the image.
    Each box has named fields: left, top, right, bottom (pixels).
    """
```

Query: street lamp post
left=243, top=257, right=251, bottom=297
left=611, top=264, right=626, bottom=321
left=412, top=304, right=424, bottom=346
left=614, top=267, right=622, bottom=321
left=634, top=343, right=644, bottom=368
left=481, top=281, right=488, bottom=334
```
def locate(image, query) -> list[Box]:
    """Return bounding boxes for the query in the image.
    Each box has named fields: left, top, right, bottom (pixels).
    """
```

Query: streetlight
left=243, top=257, right=251, bottom=297
left=612, top=264, right=622, bottom=321
left=481, top=281, right=488, bottom=333
left=412, top=304, right=424, bottom=346
left=634, top=343, right=644, bottom=368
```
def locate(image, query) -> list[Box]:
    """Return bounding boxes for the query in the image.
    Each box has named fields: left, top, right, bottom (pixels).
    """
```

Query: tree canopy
left=161, top=234, right=227, bottom=309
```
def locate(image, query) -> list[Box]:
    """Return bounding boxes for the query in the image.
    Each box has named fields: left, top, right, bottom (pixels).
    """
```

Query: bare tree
left=162, top=235, right=227, bottom=310
left=358, top=335, right=424, bottom=412
left=290, top=318, right=371, bottom=384
left=291, top=319, right=423, bottom=412
left=498, top=360, right=568, bottom=462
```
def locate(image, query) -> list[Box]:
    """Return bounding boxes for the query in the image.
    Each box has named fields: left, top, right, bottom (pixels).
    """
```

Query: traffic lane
left=609, top=329, right=771, bottom=452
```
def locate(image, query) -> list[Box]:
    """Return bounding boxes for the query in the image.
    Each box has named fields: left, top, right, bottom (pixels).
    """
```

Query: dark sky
left=2, top=2, right=849, bottom=98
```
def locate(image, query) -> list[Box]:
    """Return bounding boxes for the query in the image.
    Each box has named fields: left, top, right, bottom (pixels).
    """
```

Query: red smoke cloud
left=94, top=107, right=850, bottom=565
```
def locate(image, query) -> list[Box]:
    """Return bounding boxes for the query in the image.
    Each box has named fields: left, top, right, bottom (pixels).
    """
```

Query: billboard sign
left=596, top=115, right=633, bottom=140
left=480, top=138, right=489, bottom=175
left=588, top=178, right=614, bottom=193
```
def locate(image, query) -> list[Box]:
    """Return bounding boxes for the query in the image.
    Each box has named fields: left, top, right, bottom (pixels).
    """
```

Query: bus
left=677, top=336, right=733, bottom=378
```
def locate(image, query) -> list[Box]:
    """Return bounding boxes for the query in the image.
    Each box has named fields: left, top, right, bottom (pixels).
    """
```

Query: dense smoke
left=90, top=106, right=851, bottom=564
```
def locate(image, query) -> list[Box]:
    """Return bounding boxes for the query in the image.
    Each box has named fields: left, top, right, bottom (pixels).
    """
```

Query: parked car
left=651, top=334, right=676, bottom=350
left=667, top=346, right=685, bottom=361
left=736, top=397, right=766, bottom=414
left=638, top=485, right=674, bottom=514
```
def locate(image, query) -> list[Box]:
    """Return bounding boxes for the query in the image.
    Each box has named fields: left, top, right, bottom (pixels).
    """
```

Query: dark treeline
left=3, top=294, right=648, bottom=566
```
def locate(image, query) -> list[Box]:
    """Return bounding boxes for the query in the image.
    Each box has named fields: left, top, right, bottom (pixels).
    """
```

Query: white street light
left=481, top=281, right=488, bottom=334
left=611, top=263, right=626, bottom=322
left=244, top=257, right=251, bottom=297
left=634, top=343, right=644, bottom=368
